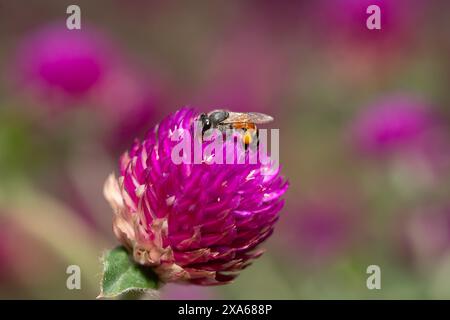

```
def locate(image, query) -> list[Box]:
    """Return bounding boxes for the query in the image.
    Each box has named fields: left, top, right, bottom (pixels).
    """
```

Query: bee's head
left=208, top=110, right=229, bottom=127
left=199, top=113, right=211, bottom=133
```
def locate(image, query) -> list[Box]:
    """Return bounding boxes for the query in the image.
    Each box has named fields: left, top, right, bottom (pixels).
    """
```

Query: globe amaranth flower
left=292, top=200, right=355, bottom=260
left=13, top=23, right=114, bottom=103
left=280, top=185, right=362, bottom=265
left=160, top=283, right=218, bottom=300
left=104, top=108, right=288, bottom=285
left=316, top=0, right=423, bottom=47
left=350, top=95, right=439, bottom=157
left=193, top=31, right=288, bottom=113
left=0, top=216, right=54, bottom=286
left=401, top=204, right=450, bottom=265
left=13, top=22, right=164, bottom=153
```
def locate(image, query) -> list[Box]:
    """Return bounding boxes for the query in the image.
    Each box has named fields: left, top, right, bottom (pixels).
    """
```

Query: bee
left=198, top=109, right=274, bottom=147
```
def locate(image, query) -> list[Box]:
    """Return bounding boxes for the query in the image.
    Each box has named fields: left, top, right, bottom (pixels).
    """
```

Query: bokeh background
left=0, top=0, right=450, bottom=299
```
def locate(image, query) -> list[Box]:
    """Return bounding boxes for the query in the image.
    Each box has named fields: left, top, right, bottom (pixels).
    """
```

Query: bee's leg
left=244, top=128, right=257, bottom=151
left=201, top=126, right=207, bottom=141
left=199, top=113, right=209, bottom=142
left=245, top=128, right=258, bottom=151
left=256, top=128, right=260, bottom=148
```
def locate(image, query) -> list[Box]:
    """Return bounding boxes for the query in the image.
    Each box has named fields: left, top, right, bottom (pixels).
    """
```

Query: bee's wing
left=221, top=112, right=274, bottom=124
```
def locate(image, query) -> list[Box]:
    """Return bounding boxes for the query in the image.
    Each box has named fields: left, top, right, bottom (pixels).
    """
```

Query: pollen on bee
left=243, top=132, right=252, bottom=145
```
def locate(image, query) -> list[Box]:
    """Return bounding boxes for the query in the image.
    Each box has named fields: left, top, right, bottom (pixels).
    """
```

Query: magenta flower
left=294, top=203, right=352, bottom=258
left=104, top=108, right=288, bottom=285
left=315, top=0, right=422, bottom=47
left=160, top=283, right=218, bottom=300
left=0, top=216, right=50, bottom=285
left=94, top=63, right=163, bottom=152
left=193, top=31, right=288, bottom=113
left=282, top=189, right=361, bottom=263
left=13, top=23, right=114, bottom=105
left=350, top=95, right=439, bottom=157
left=13, top=22, right=163, bottom=152
left=402, top=205, right=450, bottom=264
left=307, top=0, right=425, bottom=82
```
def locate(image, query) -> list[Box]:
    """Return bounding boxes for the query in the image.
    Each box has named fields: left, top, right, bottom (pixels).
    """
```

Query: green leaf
left=98, top=246, right=159, bottom=299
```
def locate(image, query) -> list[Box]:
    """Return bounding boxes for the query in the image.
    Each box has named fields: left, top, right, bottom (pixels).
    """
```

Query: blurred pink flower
left=350, top=95, right=440, bottom=157
left=0, top=217, right=26, bottom=277
left=13, top=23, right=115, bottom=106
left=294, top=203, right=355, bottom=260
left=0, top=216, right=48, bottom=284
left=401, top=204, right=450, bottom=265
left=94, top=62, right=165, bottom=152
left=315, top=0, right=422, bottom=48
left=281, top=189, right=361, bottom=263
left=160, top=283, right=218, bottom=300
left=307, top=0, right=425, bottom=83
left=13, top=22, right=165, bottom=150
left=193, top=30, right=289, bottom=113
left=242, top=0, right=309, bottom=33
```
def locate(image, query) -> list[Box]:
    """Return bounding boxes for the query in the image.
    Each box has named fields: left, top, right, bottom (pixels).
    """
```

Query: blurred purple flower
left=104, top=108, right=288, bottom=285
left=0, top=216, right=47, bottom=283
left=160, top=283, right=218, bottom=300
left=193, top=31, right=289, bottom=113
left=402, top=205, right=450, bottom=265
left=315, top=0, right=422, bottom=48
left=13, top=22, right=165, bottom=151
left=13, top=23, right=115, bottom=106
left=242, top=0, right=309, bottom=33
left=0, top=217, right=26, bottom=276
left=94, top=63, right=165, bottom=152
left=350, top=95, right=440, bottom=157
left=308, top=0, right=425, bottom=82
left=286, top=193, right=360, bottom=262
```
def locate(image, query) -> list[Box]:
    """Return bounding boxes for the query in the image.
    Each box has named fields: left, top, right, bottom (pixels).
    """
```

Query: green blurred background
left=0, top=0, right=450, bottom=299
